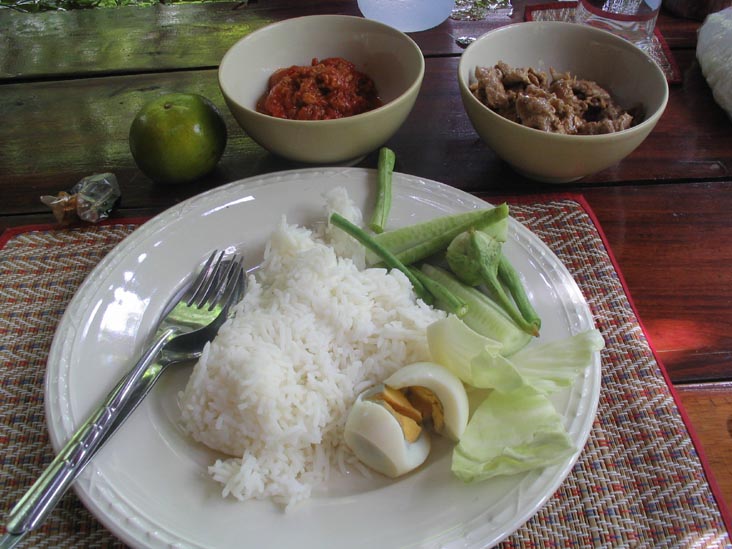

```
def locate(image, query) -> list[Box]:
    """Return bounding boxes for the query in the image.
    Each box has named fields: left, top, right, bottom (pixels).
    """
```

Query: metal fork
left=0, top=250, right=245, bottom=549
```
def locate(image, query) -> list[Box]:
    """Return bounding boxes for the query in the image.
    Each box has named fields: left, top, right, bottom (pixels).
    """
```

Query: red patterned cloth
left=0, top=198, right=729, bottom=547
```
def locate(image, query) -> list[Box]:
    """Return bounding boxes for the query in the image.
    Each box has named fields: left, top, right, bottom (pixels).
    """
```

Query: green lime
left=129, top=93, right=227, bottom=184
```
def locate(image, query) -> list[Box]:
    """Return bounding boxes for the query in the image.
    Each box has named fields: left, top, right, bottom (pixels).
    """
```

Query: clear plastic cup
left=574, top=0, right=662, bottom=50
left=357, top=0, right=456, bottom=33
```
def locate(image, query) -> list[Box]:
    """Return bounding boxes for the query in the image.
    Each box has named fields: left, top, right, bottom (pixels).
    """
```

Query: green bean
left=409, top=267, right=468, bottom=317
left=421, top=264, right=532, bottom=356
left=329, top=213, right=432, bottom=304
left=368, top=147, right=395, bottom=234
left=498, top=254, right=541, bottom=331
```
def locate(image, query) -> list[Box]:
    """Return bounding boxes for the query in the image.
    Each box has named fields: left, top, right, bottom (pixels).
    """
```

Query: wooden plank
left=676, top=382, right=732, bottom=516
left=0, top=0, right=700, bottom=81
left=0, top=69, right=254, bottom=213
left=0, top=0, right=466, bottom=80
left=3, top=50, right=729, bottom=215
left=374, top=50, right=731, bottom=189
left=581, top=181, right=732, bottom=384
left=0, top=2, right=280, bottom=80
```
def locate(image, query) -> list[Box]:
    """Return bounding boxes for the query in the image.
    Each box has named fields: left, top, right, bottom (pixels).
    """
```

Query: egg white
left=344, top=392, right=431, bottom=478
left=384, top=362, right=469, bottom=441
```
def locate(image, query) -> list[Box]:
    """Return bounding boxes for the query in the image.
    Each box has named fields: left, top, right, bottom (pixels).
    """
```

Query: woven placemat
left=525, top=2, right=682, bottom=85
left=1, top=197, right=730, bottom=548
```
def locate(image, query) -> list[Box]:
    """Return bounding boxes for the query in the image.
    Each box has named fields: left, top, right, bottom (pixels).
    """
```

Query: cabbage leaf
left=428, top=315, right=604, bottom=395
left=472, top=329, right=605, bottom=394
left=427, top=315, right=503, bottom=384
left=427, top=316, right=605, bottom=483
left=452, top=386, right=575, bottom=482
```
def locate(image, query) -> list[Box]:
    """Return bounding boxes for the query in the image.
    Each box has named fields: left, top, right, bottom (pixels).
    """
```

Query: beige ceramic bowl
left=458, top=22, right=669, bottom=183
left=219, top=15, right=424, bottom=164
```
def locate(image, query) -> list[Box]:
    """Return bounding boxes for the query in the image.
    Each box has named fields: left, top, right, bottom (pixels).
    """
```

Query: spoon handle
left=0, top=532, right=23, bottom=549
left=1, top=328, right=175, bottom=544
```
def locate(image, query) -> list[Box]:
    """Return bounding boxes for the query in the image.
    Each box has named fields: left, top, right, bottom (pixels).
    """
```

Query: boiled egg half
left=344, top=362, right=469, bottom=478
left=384, top=361, right=469, bottom=442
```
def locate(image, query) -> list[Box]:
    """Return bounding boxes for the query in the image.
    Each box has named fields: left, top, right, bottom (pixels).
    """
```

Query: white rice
left=178, top=189, right=444, bottom=510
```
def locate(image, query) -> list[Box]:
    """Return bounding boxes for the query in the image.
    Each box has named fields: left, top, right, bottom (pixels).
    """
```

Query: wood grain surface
left=677, top=383, right=732, bottom=516
left=2, top=51, right=731, bottom=215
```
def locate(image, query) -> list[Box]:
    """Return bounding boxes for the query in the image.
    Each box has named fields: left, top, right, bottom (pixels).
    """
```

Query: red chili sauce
left=256, top=57, right=382, bottom=121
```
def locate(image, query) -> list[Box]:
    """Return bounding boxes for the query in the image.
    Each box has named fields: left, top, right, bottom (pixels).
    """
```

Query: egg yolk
left=368, top=384, right=447, bottom=443
left=403, top=386, right=445, bottom=434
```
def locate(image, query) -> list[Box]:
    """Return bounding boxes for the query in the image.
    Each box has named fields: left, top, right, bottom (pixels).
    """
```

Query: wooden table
left=2, top=0, right=731, bottom=538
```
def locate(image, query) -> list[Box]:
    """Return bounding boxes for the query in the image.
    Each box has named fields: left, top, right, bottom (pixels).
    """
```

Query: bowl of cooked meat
left=458, top=21, right=669, bottom=183
left=219, top=15, right=424, bottom=165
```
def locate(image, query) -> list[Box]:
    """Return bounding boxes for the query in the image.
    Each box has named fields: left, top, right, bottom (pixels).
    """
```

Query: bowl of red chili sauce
left=218, top=15, right=425, bottom=164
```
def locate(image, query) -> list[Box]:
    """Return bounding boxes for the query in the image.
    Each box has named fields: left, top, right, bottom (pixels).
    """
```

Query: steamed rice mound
left=179, top=211, right=443, bottom=509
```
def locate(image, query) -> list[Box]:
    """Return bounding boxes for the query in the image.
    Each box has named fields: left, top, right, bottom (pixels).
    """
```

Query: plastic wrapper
left=696, top=7, right=732, bottom=120
left=451, top=0, right=513, bottom=22
left=40, top=172, right=121, bottom=225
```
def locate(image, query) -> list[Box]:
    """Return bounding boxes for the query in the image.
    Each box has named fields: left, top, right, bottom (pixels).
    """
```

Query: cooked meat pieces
left=469, top=61, right=641, bottom=135
left=474, top=65, right=511, bottom=112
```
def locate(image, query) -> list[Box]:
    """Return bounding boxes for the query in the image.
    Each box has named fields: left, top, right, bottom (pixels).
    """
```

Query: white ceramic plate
left=45, top=168, right=600, bottom=549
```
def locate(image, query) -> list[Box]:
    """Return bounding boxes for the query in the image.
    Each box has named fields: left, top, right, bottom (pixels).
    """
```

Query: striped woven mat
left=1, top=196, right=730, bottom=548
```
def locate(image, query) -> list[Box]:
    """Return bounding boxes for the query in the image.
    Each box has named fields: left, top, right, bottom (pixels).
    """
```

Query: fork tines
left=186, top=251, right=244, bottom=309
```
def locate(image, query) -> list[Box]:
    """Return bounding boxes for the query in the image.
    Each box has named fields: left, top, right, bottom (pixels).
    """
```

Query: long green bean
left=368, top=147, right=395, bottom=234
left=330, top=213, right=432, bottom=304
left=498, top=254, right=541, bottom=331
left=410, top=267, right=468, bottom=317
